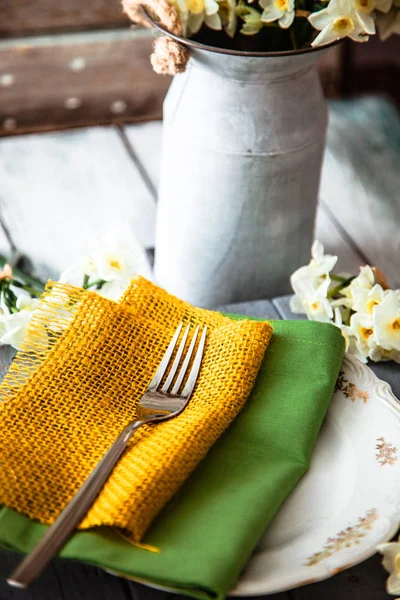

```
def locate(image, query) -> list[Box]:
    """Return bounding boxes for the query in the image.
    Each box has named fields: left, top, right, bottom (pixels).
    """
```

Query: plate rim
left=231, top=353, right=400, bottom=596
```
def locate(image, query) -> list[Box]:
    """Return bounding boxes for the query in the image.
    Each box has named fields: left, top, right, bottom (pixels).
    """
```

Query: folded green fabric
left=0, top=319, right=344, bottom=600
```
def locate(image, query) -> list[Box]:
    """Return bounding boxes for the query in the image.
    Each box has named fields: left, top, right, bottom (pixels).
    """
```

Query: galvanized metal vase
left=154, top=40, right=330, bottom=307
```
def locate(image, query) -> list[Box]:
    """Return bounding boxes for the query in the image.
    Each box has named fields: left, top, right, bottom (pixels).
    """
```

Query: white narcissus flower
left=290, top=278, right=333, bottom=323
left=309, top=240, right=338, bottom=276
left=309, top=0, right=374, bottom=46
left=0, top=295, right=40, bottom=350
left=348, top=311, right=377, bottom=359
left=172, top=0, right=190, bottom=35
left=377, top=538, right=400, bottom=595
left=59, top=233, right=151, bottom=301
left=376, top=1, right=400, bottom=39
left=339, top=265, right=375, bottom=308
left=218, top=0, right=238, bottom=36
left=291, top=240, right=337, bottom=294
left=352, top=283, right=385, bottom=316
left=260, top=0, right=295, bottom=28
left=238, top=4, right=264, bottom=33
left=369, top=345, right=400, bottom=363
left=185, top=0, right=222, bottom=35
left=373, top=291, right=400, bottom=352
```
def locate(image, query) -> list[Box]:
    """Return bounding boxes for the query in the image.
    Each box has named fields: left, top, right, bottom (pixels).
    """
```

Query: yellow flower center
left=355, top=0, right=376, bottom=13
left=109, top=259, right=122, bottom=270
left=395, top=553, right=400, bottom=574
left=311, top=302, right=319, bottom=311
left=187, top=0, right=205, bottom=14
left=367, top=300, right=379, bottom=313
left=274, top=0, right=290, bottom=11
left=332, top=16, right=355, bottom=37
left=391, top=318, right=400, bottom=331
left=360, top=327, right=373, bottom=341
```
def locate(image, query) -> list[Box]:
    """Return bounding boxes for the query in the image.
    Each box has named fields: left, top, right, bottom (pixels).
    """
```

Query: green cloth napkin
left=0, top=319, right=344, bottom=599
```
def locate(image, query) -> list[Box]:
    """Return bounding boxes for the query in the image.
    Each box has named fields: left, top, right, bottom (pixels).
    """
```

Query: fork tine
left=147, top=322, right=183, bottom=392
left=160, top=324, right=191, bottom=393
left=181, top=326, right=207, bottom=398
left=170, top=325, right=199, bottom=396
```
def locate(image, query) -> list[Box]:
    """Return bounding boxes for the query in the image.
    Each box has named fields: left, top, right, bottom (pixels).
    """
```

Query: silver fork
left=8, top=322, right=207, bottom=589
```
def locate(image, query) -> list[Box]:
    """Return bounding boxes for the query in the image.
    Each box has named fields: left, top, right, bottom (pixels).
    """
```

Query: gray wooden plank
left=0, top=30, right=169, bottom=136
left=315, top=206, right=365, bottom=275
left=0, top=126, right=156, bottom=279
left=272, top=295, right=303, bottom=321
left=320, top=96, right=400, bottom=288
left=123, top=121, right=162, bottom=191
left=216, top=299, right=280, bottom=319
left=0, top=551, right=65, bottom=600
left=52, top=559, right=132, bottom=600
left=0, top=550, right=132, bottom=600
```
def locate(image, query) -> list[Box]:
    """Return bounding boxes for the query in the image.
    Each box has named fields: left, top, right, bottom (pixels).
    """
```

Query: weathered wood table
left=0, top=96, right=398, bottom=600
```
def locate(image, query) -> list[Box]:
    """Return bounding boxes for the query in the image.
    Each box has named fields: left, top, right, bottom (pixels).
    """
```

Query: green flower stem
left=82, top=274, right=90, bottom=290
left=11, top=280, right=42, bottom=297
left=85, top=279, right=106, bottom=290
left=0, top=255, right=45, bottom=292
left=330, top=274, right=348, bottom=283
left=327, top=276, right=355, bottom=299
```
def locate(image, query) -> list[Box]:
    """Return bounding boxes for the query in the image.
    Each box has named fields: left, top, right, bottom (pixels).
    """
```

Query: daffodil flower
left=352, top=283, right=385, bottom=316
left=0, top=295, right=40, bottom=350
left=348, top=311, right=377, bottom=360
left=373, top=291, right=400, bottom=352
left=290, top=240, right=337, bottom=303
left=180, top=0, right=222, bottom=35
left=219, top=0, right=238, bottom=37
left=338, top=265, right=375, bottom=308
left=237, top=2, right=264, bottom=34
left=377, top=537, right=400, bottom=595
left=290, top=278, right=333, bottom=322
left=59, top=233, right=150, bottom=301
left=333, top=308, right=369, bottom=363
left=309, top=0, right=373, bottom=46
left=376, top=0, right=400, bottom=39
left=260, top=0, right=295, bottom=28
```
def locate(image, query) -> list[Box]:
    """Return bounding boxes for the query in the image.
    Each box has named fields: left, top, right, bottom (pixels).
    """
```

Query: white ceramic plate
left=231, top=353, right=400, bottom=596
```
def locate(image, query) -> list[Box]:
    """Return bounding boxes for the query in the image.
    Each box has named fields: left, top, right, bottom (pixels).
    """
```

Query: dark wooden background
left=1, top=0, right=399, bottom=137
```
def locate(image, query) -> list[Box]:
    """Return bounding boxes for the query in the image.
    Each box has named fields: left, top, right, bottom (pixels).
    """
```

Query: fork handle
left=8, top=419, right=146, bottom=589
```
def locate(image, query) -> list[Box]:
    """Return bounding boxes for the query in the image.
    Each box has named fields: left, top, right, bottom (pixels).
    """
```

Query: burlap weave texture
left=0, top=278, right=272, bottom=541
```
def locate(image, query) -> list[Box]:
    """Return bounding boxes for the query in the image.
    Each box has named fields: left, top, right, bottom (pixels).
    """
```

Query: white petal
left=312, top=24, right=340, bottom=44
left=308, top=8, right=332, bottom=29
left=260, top=0, right=273, bottom=8
left=290, top=295, right=307, bottom=314
left=261, top=4, right=283, bottom=21
left=279, top=9, right=295, bottom=27
left=311, top=240, right=324, bottom=261
left=335, top=0, right=356, bottom=15
left=377, top=541, right=400, bottom=563
left=318, top=255, right=338, bottom=274
left=204, top=0, right=219, bottom=15
left=205, top=11, right=222, bottom=28
left=387, top=573, right=400, bottom=595
left=188, top=11, right=205, bottom=33
left=359, top=11, right=376, bottom=32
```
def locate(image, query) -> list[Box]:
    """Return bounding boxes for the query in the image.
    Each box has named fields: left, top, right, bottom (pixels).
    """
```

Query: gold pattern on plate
left=335, top=371, right=369, bottom=403
left=306, top=509, right=378, bottom=566
left=376, top=437, right=398, bottom=466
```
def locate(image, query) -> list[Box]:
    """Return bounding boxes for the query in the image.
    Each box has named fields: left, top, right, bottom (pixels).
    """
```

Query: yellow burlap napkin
left=0, top=278, right=272, bottom=541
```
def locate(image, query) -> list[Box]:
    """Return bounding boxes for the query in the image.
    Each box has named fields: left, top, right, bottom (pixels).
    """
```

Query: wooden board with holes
left=0, top=29, right=171, bottom=137
left=0, top=0, right=129, bottom=38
